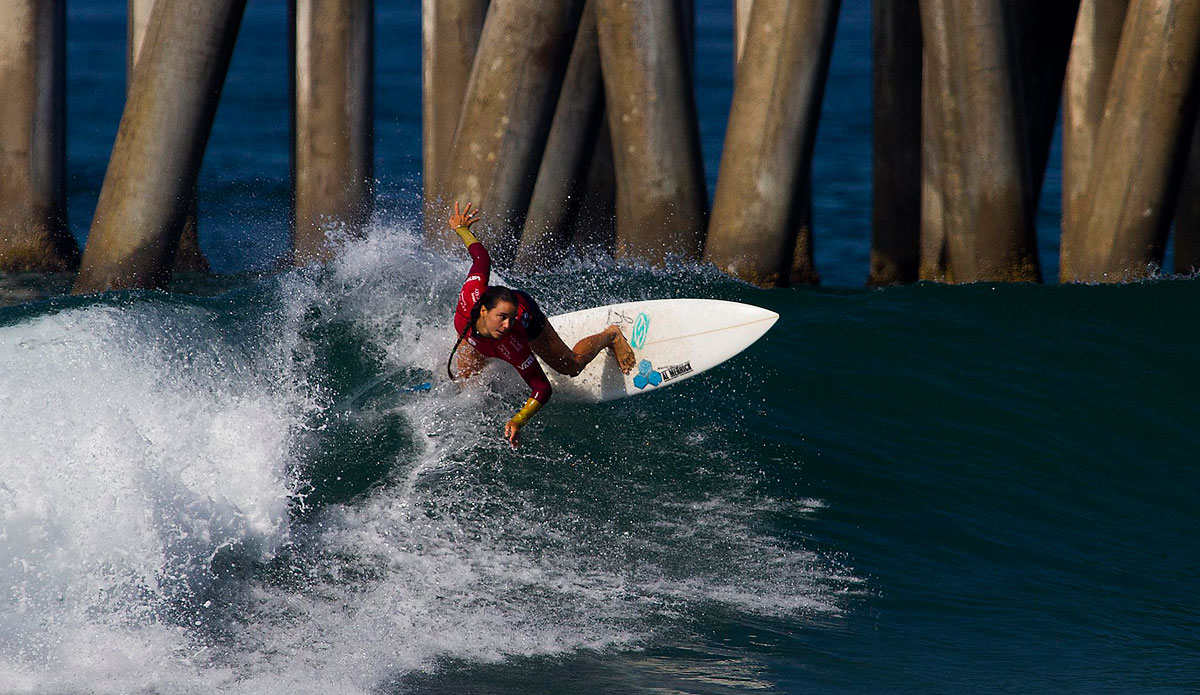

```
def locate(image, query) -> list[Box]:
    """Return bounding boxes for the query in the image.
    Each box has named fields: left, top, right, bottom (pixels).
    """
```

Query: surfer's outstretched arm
left=450, top=201, right=490, bottom=318
left=449, top=201, right=490, bottom=379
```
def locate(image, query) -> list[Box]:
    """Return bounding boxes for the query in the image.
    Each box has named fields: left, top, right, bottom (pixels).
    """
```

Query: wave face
left=20, top=1, right=1196, bottom=691
left=4, top=224, right=1199, bottom=694
left=0, top=226, right=859, bottom=693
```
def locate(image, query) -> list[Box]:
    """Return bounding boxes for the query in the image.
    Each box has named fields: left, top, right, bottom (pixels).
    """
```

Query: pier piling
left=922, top=0, right=1039, bottom=283
left=128, top=0, right=209, bottom=273
left=0, top=0, right=77, bottom=272
left=1061, top=0, right=1129, bottom=280
left=734, top=0, right=754, bottom=67
left=421, top=0, right=488, bottom=227
left=292, top=0, right=374, bottom=265
left=1177, top=113, right=1200, bottom=274
left=705, top=0, right=839, bottom=286
left=569, top=121, right=618, bottom=256
left=1065, top=0, right=1200, bottom=282
left=597, top=0, right=707, bottom=266
left=435, top=0, right=585, bottom=265
left=515, top=0, right=606, bottom=271
left=870, top=0, right=921, bottom=285
left=73, top=1, right=245, bottom=294
left=31, top=0, right=1200, bottom=292
left=918, top=0, right=958, bottom=282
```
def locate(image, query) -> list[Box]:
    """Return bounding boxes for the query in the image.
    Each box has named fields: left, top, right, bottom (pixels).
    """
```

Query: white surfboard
left=541, top=298, right=778, bottom=403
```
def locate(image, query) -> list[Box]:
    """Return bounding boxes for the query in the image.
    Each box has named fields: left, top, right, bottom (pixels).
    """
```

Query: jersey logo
left=633, top=359, right=662, bottom=389
left=518, top=355, right=535, bottom=370
left=497, top=343, right=512, bottom=359
left=630, top=312, right=650, bottom=349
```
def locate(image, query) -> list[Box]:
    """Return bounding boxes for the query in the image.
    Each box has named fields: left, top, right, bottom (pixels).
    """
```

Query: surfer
left=447, top=202, right=636, bottom=448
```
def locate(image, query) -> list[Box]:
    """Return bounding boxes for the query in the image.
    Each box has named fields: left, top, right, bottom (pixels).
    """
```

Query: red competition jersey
left=454, top=242, right=552, bottom=403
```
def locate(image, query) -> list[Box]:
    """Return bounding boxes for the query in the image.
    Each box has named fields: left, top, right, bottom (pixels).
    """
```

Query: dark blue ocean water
left=2, top=2, right=1198, bottom=694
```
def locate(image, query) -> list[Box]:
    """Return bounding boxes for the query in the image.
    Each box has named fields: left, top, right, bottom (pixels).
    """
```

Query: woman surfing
left=447, top=202, right=637, bottom=448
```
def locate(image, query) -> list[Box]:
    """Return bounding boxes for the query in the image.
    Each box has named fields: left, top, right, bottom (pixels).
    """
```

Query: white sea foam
left=0, top=221, right=847, bottom=694
left=0, top=296, right=311, bottom=691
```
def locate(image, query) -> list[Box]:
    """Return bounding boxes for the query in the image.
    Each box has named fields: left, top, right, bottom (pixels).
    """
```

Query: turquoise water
left=2, top=1, right=1198, bottom=693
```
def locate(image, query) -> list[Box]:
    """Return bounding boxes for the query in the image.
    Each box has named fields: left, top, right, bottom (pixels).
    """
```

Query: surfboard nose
left=738, top=305, right=779, bottom=345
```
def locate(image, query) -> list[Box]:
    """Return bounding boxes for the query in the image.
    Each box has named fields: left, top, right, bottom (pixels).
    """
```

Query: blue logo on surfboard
left=633, top=359, right=662, bottom=389
left=630, top=312, right=650, bottom=349
left=632, top=358, right=694, bottom=390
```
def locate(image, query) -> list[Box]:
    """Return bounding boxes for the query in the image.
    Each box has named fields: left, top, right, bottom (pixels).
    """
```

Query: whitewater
left=0, top=224, right=851, bottom=693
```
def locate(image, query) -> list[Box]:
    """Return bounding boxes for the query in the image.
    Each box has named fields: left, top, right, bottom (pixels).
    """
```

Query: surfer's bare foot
left=608, top=325, right=636, bottom=374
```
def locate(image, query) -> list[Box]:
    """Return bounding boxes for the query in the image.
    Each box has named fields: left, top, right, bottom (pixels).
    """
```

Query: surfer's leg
left=529, top=323, right=580, bottom=375
left=531, top=323, right=635, bottom=376
left=456, top=342, right=488, bottom=379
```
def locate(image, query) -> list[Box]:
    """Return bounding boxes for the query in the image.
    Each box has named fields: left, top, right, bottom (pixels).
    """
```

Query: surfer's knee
left=557, top=349, right=586, bottom=377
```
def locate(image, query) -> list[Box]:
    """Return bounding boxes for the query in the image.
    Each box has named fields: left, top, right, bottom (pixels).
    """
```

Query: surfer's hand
left=504, top=419, right=521, bottom=448
left=448, top=201, right=480, bottom=230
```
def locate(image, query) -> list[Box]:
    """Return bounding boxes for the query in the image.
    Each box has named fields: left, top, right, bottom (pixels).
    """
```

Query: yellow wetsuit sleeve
left=454, top=225, right=480, bottom=248
left=509, top=397, right=544, bottom=428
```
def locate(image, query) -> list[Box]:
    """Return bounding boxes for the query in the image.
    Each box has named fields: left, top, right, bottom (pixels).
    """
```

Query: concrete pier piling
left=515, top=0, right=606, bottom=271
left=421, top=0, right=488, bottom=224
left=736, top=0, right=824, bottom=285
left=734, top=0, right=754, bottom=66
left=869, top=0, right=921, bottom=285
left=128, top=0, right=209, bottom=273
left=597, top=0, right=707, bottom=265
left=73, top=1, right=246, bottom=294
left=1065, top=0, right=1200, bottom=282
left=788, top=184, right=819, bottom=285
left=918, top=0, right=955, bottom=282
left=292, top=0, right=374, bottom=265
left=435, top=0, right=585, bottom=264
left=1061, top=0, right=1129, bottom=280
left=922, top=0, right=1039, bottom=283
left=569, top=120, right=618, bottom=255
left=0, top=0, right=77, bottom=272
left=1176, top=113, right=1200, bottom=274
left=946, top=0, right=1039, bottom=282
left=28, top=0, right=1199, bottom=292
left=919, top=53, right=950, bottom=282
left=705, top=0, right=839, bottom=286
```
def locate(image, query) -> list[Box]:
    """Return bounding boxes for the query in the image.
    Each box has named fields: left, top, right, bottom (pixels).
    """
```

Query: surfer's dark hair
left=447, top=286, right=519, bottom=380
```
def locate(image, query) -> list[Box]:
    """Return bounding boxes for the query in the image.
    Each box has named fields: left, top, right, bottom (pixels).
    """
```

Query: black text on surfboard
left=659, top=362, right=693, bottom=382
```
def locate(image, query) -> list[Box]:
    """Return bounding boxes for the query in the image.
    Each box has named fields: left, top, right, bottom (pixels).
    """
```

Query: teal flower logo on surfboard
left=630, top=312, right=650, bottom=349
